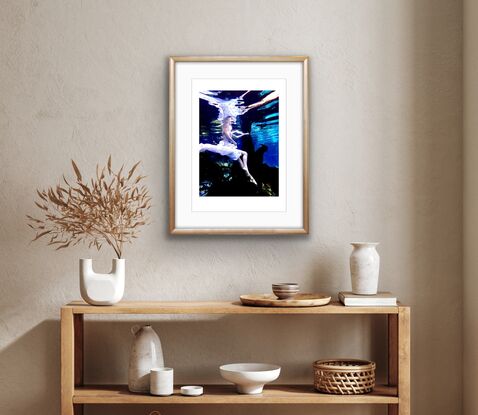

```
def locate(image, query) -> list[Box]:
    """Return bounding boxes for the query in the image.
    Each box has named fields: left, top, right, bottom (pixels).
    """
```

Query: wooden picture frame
left=169, top=56, right=309, bottom=234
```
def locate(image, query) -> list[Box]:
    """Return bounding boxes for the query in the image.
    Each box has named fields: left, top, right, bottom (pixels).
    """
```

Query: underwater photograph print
left=199, top=90, right=279, bottom=197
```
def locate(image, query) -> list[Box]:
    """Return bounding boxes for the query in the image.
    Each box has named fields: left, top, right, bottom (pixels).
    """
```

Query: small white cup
left=150, top=367, right=174, bottom=396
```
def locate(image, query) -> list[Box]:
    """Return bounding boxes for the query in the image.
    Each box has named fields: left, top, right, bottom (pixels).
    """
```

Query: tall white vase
left=350, top=243, right=380, bottom=295
left=128, top=325, right=164, bottom=393
left=79, top=258, right=125, bottom=306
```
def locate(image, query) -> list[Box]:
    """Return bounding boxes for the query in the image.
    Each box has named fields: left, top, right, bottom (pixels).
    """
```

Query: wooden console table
left=60, top=301, right=410, bottom=414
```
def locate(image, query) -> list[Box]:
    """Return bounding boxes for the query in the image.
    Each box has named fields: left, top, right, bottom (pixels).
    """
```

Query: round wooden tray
left=240, top=293, right=331, bottom=307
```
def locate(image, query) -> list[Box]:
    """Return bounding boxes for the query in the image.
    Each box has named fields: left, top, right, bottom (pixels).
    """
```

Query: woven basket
left=313, top=359, right=376, bottom=395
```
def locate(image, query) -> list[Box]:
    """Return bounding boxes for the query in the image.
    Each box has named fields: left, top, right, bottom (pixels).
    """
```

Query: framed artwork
left=169, top=56, right=308, bottom=234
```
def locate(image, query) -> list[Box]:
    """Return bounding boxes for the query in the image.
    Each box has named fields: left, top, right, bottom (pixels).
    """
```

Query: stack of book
left=338, top=291, right=397, bottom=307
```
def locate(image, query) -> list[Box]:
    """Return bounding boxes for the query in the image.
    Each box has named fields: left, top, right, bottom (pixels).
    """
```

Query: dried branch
left=27, top=157, right=151, bottom=258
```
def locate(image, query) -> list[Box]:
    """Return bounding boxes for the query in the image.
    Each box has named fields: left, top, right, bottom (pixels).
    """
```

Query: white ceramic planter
left=350, top=243, right=380, bottom=295
left=128, top=325, right=164, bottom=393
left=79, top=258, right=125, bottom=306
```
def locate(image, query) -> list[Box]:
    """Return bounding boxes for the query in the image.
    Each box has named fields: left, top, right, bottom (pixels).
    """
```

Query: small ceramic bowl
left=272, top=283, right=300, bottom=299
left=181, top=385, right=203, bottom=396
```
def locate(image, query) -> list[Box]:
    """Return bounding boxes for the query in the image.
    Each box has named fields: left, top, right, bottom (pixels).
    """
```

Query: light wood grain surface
left=61, top=308, right=76, bottom=415
left=240, top=293, right=331, bottom=307
left=398, top=307, right=411, bottom=415
left=63, top=300, right=402, bottom=314
left=73, top=384, right=398, bottom=405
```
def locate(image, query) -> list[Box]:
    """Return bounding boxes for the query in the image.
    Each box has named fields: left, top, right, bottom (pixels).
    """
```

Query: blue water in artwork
left=199, top=90, right=279, bottom=197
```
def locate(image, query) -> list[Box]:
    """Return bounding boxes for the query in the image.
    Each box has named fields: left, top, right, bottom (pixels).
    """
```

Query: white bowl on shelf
left=181, top=385, right=203, bottom=396
left=219, top=363, right=281, bottom=394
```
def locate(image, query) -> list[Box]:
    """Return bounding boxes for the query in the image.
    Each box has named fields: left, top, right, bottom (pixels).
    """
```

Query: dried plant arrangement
left=27, top=156, right=151, bottom=259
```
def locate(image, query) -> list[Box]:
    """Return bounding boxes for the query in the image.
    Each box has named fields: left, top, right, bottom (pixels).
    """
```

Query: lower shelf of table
left=73, top=384, right=398, bottom=405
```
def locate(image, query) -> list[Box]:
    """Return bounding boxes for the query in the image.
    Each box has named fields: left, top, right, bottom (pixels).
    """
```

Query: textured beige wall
left=464, top=0, right=477, bottom=414
left=0, top=1, right=462, bottom=414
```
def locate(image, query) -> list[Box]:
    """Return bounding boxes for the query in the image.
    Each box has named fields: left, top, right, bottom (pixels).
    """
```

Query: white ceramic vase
left=350, top=243, right=380, bottom=295
left=79, top=258, right=125, bottom=306
left=128, top=325, right=164, bottom=393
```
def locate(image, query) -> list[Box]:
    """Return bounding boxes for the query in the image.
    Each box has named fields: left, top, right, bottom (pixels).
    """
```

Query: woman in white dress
left=199, top=116, right=257, bottom=185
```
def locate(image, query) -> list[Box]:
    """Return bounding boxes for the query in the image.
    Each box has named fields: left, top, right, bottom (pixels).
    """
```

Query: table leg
left=388, top=314, right=399, bottom=415
left=398, top=307, right=411, bottom=415
left=61, top=308, right=75, bottom=415
left=61, top=309, right=84, bottom=415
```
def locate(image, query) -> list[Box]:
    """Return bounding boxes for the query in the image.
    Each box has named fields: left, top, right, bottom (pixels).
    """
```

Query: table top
left=63, top=300, right=406, bottom=315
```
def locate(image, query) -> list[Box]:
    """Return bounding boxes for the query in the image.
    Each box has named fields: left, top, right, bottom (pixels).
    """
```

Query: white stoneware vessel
left=350, top=242, right=380, bottom=295
left=79, top=258, right=125, bottom=306
left=150, top=367, right=174, bottom=396
left=219, top=363, right=281, bottom=394
left=181, top=385, right=203, bottom=396
left=128, top=325, right=164, bottom=393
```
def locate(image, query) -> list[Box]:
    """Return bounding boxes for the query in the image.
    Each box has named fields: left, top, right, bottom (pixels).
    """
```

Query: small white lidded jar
left=150, top=367, right=174, bottom=396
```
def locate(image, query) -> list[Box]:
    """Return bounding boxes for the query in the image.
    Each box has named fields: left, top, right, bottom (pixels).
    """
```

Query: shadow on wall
left=0, top=320, right=60, bottom=414
left=409, top=0, right=463, bottom=414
